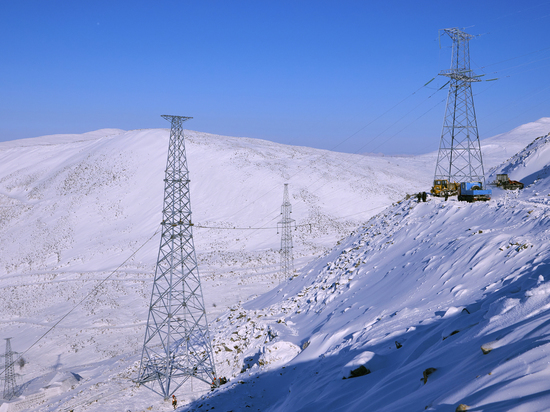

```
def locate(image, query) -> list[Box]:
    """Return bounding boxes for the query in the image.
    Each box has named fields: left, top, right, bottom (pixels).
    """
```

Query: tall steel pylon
left=2, top=338, right=17, bottom=401
left=278, top=184, right=296, bottom=280
left=137, top=115, right=217, bottom=399
left=434, top=27, right=486, bottom=186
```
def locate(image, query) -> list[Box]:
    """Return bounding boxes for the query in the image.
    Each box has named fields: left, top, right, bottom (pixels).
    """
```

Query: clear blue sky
left=1, top=1, right=549, bottom=154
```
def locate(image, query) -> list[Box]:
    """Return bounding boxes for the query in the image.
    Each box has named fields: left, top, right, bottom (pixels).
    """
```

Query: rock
left=341, top=351, right=375, bottom=378
left=443, top=330, right=460, bottom=340
left=481, top=344, right=493, bottom=355
left=395, top=341, right=402, bottom=349
left=455, top=404, right=469, bottom=411
left=347, top=365, right=371, bottom=378
left=422, top=367, right=437, bottom=384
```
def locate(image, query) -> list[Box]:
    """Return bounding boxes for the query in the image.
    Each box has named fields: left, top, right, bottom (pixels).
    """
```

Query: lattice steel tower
left=434, top=28, right=486, bottom=185
left=278, top=184, right=296, bottom=279
left=2, top=338, right=17, bottom=401
left=137, top=115, right=217, bottom=399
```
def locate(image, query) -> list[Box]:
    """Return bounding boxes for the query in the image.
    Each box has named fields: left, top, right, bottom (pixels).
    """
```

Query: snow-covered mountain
left=0, top=118, right=549, bottom=411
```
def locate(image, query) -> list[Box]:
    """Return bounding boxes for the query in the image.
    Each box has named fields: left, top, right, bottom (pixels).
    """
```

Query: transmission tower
left=2, top=338, right=17, bottom=401
left=277, top=184, right=296, bottom=280
left=434, top=27, right=486, bottom=187
left=137, top=115, right=217, bottom=399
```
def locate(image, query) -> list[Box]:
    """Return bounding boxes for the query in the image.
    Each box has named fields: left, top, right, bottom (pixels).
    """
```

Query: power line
left=353, top=87, right=447, bottom=155
left=479, top=46, right=550, bottom=71
left=0, top=227, right=161, bottom=378
left=216, top=86, right=448, bottom=240
left=194, top=223, right=313, bottom=231
left=224, top=81, right=447, bottom=234
left=478, top=54, right=550, bottom=81
left=218, top=78, right=438, bottom=226
left=327, top=81, right=433, bottom=153
left=369, top=97, right=447, bottom=154
left=469, top=1, right=550, bottom=29
left=482, top=83, right=550, bottom=136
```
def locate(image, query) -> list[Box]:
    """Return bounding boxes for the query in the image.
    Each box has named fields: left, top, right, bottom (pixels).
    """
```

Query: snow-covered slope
left=488, top=131, right=550, bottom=189
left=0, top=127, right=432, bottom=321
left=181, top=129, right=550, bottom=411
left=0, top=119, right=549, bottom=411
left=0, top=127, right=434, bottom=411
left=482, top=117, right=550, bottom=169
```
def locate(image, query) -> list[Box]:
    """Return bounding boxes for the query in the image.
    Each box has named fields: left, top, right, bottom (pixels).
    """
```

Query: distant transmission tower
left=434, top=27, right=486, bottom=187
left=278, top=184, right=296, bottom=280
left=137, top=115, right=217, bottom=399
left=2, top=338, right=17, bottom=401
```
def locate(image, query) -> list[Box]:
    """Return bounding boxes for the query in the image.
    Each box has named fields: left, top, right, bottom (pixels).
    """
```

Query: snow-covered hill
left=0, top=127, right=433, bottom=411
left=0, top=127, right=432, bottom=324
left=0, top=118, right=549, bottom=411
left=482, top=117, right=550, bottom=169
left=185, top=128, right=550, bottom=411
left=488, top=131, right=550, bottom=189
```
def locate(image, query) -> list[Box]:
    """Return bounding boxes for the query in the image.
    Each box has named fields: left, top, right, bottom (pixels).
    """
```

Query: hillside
left=0, top=119, right=548, bottom=411
left=186, top=130, right=550, bottom=411
left=0, top=127, right=433, bottom=411
left=482, top=117, right=550, bottom=169
left=0, top=128, right=436, bottom=324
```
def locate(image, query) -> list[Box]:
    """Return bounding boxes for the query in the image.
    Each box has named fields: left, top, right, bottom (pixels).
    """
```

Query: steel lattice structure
left=434, top=27, right=486, bottom=185
left=2, top=338, right=17, bottom=401
left=277, top=184, right=296, bottom=280
left=137, top=115, right=217, bottom=399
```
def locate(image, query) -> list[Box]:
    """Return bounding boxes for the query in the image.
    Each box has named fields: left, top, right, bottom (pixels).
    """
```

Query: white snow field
left=0, top=118, right=549, bottom=411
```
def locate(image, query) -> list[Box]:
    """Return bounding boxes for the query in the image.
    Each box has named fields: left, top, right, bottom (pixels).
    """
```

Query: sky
left=1, top=1, right=550, bottom=155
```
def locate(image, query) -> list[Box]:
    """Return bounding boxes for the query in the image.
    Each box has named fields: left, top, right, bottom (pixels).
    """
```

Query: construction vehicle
left=495, top=174, right=524, bottom=190
left=431, top=179, right=458, bottom=198
left=457, top=182, right=491, bottom=202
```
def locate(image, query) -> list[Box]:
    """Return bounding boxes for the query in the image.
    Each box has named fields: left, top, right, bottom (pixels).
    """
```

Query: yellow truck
left=431, top=180, right=458, bottom=198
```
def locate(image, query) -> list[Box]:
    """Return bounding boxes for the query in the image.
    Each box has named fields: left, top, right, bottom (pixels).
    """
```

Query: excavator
left=495, top=174, right=524, bottom=190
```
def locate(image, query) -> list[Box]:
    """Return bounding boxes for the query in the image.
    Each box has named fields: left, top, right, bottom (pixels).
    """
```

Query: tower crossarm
left=161, top=115, right=193, bottom=123
left=439, top=69, right=483, bottom=82
left=441, top=27, right=474, bottom=41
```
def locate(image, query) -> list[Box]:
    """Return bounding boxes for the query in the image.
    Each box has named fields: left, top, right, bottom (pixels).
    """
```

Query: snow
left=0, top=118, right=550, bottom=411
